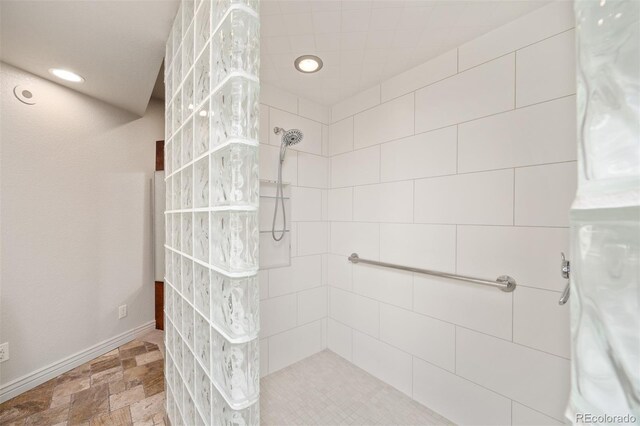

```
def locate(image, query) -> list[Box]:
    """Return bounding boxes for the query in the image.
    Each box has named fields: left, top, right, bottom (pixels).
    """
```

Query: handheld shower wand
left=272, top=127, right=303, bottom=241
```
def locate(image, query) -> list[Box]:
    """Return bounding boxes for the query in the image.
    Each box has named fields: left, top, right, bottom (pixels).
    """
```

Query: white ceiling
left=260, top=0, right=550, bottom=106
left=0, top=0, right=178, bottom=116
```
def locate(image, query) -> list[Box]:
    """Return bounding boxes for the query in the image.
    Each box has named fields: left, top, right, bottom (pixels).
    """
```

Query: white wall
left=258, top=84, right=331, bottom=375
left=0, top=63, right=163, bottom=394
left=326, top=2, right=575, bottom=424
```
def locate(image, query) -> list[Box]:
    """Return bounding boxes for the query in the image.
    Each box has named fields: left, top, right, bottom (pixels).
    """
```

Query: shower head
left=274, top=127, right=304, bottom=146
left=271, top=127, right=304, bottom=241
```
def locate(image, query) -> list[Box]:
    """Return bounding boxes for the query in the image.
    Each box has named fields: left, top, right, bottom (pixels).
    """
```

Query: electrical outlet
left=0, top=342, right=9, bottom=362
left=118, top=304, right=128, bottom=319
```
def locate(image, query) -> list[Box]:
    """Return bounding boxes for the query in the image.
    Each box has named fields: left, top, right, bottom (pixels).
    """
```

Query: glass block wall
left=163, top=1, right=260, bottom=424
left=568, top=0, right=639, bottom=421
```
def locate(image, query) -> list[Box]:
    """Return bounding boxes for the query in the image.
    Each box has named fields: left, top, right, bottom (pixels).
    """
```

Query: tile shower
left=256, top=5, right=576, bottom=426
left=165, top=1, right=578, bottom=425
left=163, top=0, right=260, bottom=425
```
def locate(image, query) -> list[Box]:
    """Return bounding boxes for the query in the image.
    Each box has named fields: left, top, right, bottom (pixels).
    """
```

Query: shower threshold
left=260, top=350, right=453, bottom=425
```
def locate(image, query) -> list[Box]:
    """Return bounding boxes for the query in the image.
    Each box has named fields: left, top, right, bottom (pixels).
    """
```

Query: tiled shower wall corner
left=258, top=84, right=331, bottom=375
left=326, top=2, right=575, bottom=425
left=163, top=1, right=260, bottom=425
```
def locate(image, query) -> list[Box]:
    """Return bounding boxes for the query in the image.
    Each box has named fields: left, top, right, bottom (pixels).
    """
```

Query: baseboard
left=0, top=320, right=156, bottom=403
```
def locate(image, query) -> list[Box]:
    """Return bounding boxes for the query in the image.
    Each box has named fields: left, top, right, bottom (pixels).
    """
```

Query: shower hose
left=271, top=141, right=288, bottom=241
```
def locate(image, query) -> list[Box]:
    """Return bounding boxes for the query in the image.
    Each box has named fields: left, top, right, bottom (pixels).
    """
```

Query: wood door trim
left=155, top=140, right=164, bottom=171
left=155, top=140, right=164, bottom=330
left=155, top=281, right=164, bottom=330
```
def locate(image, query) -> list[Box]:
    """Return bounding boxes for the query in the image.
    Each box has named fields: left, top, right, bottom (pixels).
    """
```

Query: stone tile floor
left=260, top=350, right=453, bottom=426
left=1, top=332, right=452, bottom=426
left=0, top=330, right=166, bottom=426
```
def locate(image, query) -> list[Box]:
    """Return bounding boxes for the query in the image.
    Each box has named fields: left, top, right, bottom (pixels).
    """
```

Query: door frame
left=155, top=140, right=164, bottom=330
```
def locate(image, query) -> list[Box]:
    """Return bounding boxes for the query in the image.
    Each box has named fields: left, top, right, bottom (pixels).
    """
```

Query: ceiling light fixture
left=48, top=68, right=85, bottom=83
left=294, top=55, right=323, bottom=73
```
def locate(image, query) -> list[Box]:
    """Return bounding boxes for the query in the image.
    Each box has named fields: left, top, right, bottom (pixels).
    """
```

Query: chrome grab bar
left=348, top=253, right=516, bottom=292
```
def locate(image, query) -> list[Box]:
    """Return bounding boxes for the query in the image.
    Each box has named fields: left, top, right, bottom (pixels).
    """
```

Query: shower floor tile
left=3, top=336, right=451, bottom=426
left=260, top=350, right=453, bottom=426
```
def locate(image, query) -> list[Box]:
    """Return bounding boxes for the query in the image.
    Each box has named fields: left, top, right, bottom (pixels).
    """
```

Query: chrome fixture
left=271, top=127, right=303, bottom=241
left=560, top=252, right=571, bottom=279
left=559, top=252, right=571, bottom=305
left=348, top=253, right=516, bottom=292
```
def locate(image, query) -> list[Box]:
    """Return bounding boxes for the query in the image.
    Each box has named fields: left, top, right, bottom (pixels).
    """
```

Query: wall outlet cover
left=0, top=342, right=9, bottom=362
left=118, top=304, right=128, bottom=319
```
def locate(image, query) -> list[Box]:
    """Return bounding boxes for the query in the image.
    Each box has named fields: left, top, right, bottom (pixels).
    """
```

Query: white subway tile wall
left=380, top=127, right=458, bottom=182
left=457, top=1, right=574, bottom=72
left=379, top=224, right=456, bottom=271
left=328, top=117, right=354, bottom=156
left=330, top=146, right=380, bottom=187
left=413, top=357, right=512, bottom=426
left=456, top=328, right=570, bottom=419
left=379, top=304, right=456, bottom=372
left=380, top=49, right=458, bottom=102
left=325, top=2, right=576, bottom=424
left=331, top=85, right=381, bottom=123
left=258, top=83, right=331, bottom=376
left=327, top=187, right=353, bottom=221
left=327, top=318, right=353, bottom=361
left=512, top=402, right=565, bottom=426
left=414, top=54, right=515, bottom=133
left=413, top=169, right=515, bottom=225
left=267, top=321, right=324, bottom=373
left=515, top=29, right=577, bottom=108
left=353, top=181, right=414, bottom=223
left=514, top=162, right=577, bottom=227
left=353, top=93, right=415, bottom=149
left=351, top=331, right=414, bottom=397
left=458, top=96, right=577, bottom=173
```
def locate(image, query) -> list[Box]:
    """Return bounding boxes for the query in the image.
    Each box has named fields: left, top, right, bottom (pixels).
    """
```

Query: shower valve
left=560, top=252, right=570, bottom=279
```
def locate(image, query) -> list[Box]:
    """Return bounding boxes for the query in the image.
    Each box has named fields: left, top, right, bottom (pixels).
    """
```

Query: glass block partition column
left=163, top=1, right=260, bottom=425
left=568, top=0, right=639, bottom=421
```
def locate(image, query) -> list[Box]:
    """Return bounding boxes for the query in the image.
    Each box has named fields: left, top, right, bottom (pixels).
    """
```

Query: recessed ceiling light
left=294, top=55, right=323, bottom=73
left=48, top=68, right=85, bottom=83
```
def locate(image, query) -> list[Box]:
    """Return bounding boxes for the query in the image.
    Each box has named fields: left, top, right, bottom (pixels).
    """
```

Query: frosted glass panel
left=211, top=143, right=259, bottom=208
left=576, top=0, right=640, bottom=184
left=568, top=0, right=639, bottom=422
left=210, top=76, right=260, bottom=149
left=194, top=212, right=209, bottom=263
left=195, top=1, right=210, bottom=56
left=164, top=0, right=260, bottom=423
left=195, top=100, right=210, bottom=157
left=211, top=327, right=259, bottom=406
left=194, top=157, right=209, bottom=208
left=172, top=132, right=182, bottom=173
left=211, top=271, right=259, bottom=340
left=568, top=208, right=640, bottom=419
left=211, top=7, right=260, bottom=86
left=210, top=211, right=259, bottom=273
left=195, top=58, right=211, bottom=113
